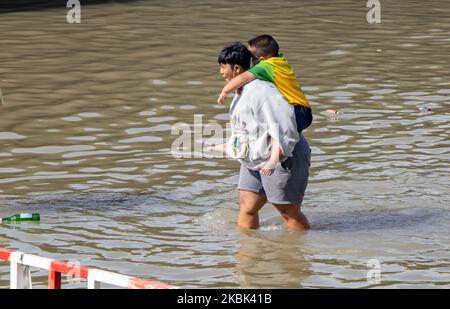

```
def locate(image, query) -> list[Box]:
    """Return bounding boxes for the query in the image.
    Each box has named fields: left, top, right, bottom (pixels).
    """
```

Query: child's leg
left=294, top=105, right=313, bottom=133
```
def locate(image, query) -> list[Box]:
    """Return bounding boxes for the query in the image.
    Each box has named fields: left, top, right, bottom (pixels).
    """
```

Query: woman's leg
left=238, top=190, right=267, bottom=229
left=273, top=204, right=310, bottom=231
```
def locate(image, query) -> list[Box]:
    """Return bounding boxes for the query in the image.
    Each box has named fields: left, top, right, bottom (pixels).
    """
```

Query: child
left=212, top=42, right=294, bottom=176
left=217, top=34, right=312, bottom=133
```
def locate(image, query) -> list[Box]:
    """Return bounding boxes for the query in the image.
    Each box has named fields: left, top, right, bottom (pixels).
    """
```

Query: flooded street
left=0, top=0, right=449, bottom=288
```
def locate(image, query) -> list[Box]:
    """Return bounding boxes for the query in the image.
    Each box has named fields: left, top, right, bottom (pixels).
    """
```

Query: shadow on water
left=0, top=192, right=163, bottom=212
left=0, top=0, right=152, bottom=14
left=311, top=207, right=441, bottom=232
left=196, top=204, right=443, bottom=235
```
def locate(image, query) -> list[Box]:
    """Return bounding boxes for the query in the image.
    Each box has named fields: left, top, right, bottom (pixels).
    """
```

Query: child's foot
left=260, top=160, right=278, bottom=176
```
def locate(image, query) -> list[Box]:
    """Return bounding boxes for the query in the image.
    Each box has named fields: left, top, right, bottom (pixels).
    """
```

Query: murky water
left=0, top=0, right=449, bottom=288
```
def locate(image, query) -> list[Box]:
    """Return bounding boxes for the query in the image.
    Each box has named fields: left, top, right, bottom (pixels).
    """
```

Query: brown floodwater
left=0, top=0, right=449, bottom=288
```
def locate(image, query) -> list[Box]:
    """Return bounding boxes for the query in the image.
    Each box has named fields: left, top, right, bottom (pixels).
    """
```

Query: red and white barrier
left=0, top=247, right=175, bottom=289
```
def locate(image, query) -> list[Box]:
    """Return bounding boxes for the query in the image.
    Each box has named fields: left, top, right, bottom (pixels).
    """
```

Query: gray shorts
left=238, top=135, right=311, bottom=205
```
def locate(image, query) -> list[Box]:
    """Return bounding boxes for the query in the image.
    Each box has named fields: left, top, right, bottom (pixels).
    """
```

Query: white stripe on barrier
left=9, top=252, right=32, bottom=289
left=88, top=269, right=131, bottom=289
left=21, top=254, right=54, bottom=271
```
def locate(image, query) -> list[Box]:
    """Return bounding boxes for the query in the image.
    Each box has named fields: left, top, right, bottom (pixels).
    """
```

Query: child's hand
left=217, top=91, right=228, bottom=105
left=260, top=160, right=278, bottom=176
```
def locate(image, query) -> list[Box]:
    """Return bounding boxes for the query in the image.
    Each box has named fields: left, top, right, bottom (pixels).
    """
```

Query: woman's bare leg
left=273, top=204, right=310, bottom=231
left=238, top=190, right=267, bottom=229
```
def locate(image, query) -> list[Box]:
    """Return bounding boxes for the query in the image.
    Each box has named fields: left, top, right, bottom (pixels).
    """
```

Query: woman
left=212, top=42, right=311, bottom=231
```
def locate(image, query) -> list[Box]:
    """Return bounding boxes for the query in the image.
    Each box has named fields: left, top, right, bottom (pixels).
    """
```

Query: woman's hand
left=207, top=143, right=227, bottom=154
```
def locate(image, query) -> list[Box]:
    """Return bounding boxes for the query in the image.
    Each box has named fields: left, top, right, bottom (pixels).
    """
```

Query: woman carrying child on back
left=217, top=34, right=313, bottom=134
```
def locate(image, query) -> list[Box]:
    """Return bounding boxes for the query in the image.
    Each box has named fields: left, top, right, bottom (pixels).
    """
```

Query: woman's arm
left=207, top=143, right=227, bottom=154
left=217, top=72, right=256, bottom=105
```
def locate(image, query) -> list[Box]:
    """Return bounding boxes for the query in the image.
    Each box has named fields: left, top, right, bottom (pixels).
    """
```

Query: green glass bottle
left=0, top=213, right=40, bottom=223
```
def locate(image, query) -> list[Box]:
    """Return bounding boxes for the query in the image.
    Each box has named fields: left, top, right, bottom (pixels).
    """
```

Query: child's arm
left=260, top=138, right=283, bottom=176
left=217, top=72, right=256, bottom=105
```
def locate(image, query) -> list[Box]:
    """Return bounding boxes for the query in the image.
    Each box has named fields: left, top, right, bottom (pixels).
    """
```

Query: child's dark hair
left=248, top=34, right=280, bottom=58
left=218, top=42, right=252, bottom=70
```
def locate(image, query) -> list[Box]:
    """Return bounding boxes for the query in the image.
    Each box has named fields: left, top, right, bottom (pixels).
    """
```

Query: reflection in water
left=0, top=0, right=449, bottom=288
left=235, top=229, right=311, bottom=288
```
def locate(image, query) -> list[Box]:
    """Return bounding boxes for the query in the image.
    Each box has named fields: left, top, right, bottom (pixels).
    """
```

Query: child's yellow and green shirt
left=247, top=55, right=311, bottom=109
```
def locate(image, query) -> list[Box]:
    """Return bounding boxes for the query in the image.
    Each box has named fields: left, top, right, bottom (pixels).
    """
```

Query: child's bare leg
left=238, top=190, right=267, bottom=229
left=273, top=204, right=310, bottom=231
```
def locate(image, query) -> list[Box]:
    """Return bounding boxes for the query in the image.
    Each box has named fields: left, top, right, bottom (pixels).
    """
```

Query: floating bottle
left=0, top=213, right=40, bottom=223
left=326, top=109, right=340, bottom=115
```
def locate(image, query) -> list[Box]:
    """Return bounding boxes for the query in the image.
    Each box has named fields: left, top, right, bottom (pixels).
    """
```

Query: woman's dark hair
left=218, top=42, right=252, bottom=70
left=248, top=34, right=279, bottom=58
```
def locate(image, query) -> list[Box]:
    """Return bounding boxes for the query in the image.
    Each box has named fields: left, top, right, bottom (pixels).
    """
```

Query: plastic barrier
left=0, top=247, right=175, bottom=289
